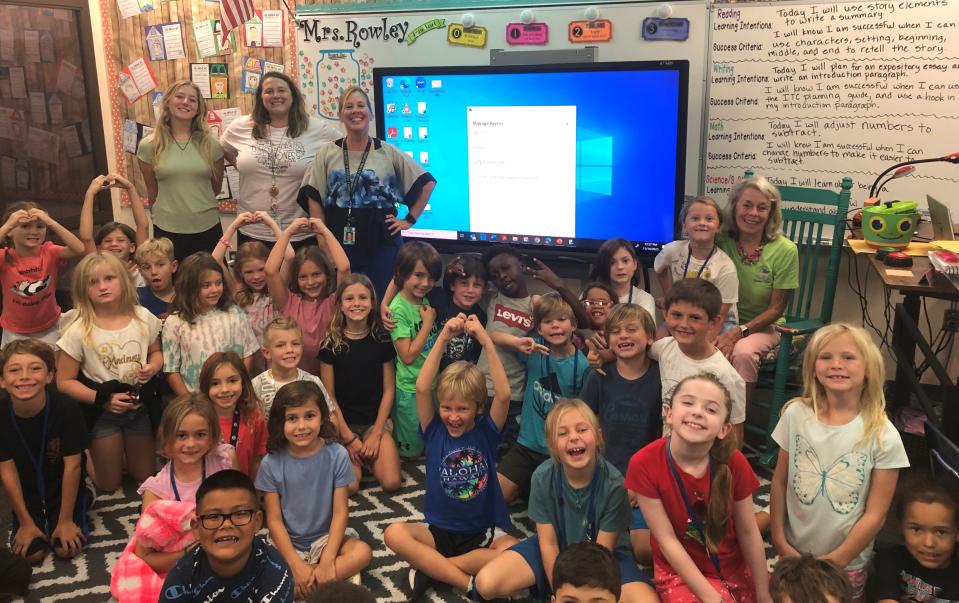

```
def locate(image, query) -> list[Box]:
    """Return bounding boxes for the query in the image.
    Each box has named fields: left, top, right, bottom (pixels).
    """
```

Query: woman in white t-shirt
left=220, top=72, right=340, bottom=251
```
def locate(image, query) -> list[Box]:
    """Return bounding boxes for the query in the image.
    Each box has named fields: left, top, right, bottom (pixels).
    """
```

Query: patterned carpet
left=5, top=460, right=774, bottom=602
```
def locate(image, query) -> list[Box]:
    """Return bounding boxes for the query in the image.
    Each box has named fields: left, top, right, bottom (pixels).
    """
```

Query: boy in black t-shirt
left=0, top=339, right=90, bottom=563
left=160, top=469, right=293, bottom=602
left=869, top=477, right=959, bottom=603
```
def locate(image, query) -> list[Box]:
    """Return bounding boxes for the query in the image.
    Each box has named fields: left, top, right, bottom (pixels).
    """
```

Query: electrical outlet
left=945, top=309, right=959, bottom=332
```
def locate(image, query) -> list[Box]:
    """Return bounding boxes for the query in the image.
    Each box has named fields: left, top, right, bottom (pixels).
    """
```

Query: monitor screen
left=373, top=61, right=689, bottom=256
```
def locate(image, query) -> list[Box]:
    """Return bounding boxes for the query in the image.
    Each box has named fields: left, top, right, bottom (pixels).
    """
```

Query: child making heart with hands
left=213, top=211, right=292, bottom=347
left=0, top=202, right=87, bottom=347
left=266, top=217, right=350, bottom=376
left=80, top=174, right=150, bottom=287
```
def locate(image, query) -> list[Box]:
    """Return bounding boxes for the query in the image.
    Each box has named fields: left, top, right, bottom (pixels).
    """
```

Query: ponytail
left=668, top=372, right=737, bottom=555
left=704, top=430, right=736, bottom=553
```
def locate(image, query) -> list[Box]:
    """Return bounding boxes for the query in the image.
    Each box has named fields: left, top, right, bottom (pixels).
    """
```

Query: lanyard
left=341, top=138, right=372, bottom=223
left=229, top=407, right=241, bottom=447
left=544, top=351, right=580, bottom=396
left=9, top=398, right=51, bottom=521
left=626, top=286, right=633, bottom=304
left=682, top=245, right=717, bottom=280
left=169, top=457, right=207, bottom=502
left=554, top=461, right=601, bottom=550
left=664, top=438, right=728, bottom=585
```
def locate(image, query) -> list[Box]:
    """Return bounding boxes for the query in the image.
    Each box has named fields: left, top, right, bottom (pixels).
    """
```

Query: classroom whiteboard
left=293, top=1, right=709, bottom=197
left=704, top=0, right=959, bottom=217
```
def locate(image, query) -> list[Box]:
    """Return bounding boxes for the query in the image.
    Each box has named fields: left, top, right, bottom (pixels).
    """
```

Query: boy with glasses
left=159, top=469, right=292, bottom=602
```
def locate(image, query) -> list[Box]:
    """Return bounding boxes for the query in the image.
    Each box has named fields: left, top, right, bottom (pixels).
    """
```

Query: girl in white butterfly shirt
left=770, top=323, right=908, bottom=603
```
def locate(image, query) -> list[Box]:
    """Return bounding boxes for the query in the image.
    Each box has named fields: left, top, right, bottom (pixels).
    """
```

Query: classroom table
left=863, top=253, right=959, bottom=411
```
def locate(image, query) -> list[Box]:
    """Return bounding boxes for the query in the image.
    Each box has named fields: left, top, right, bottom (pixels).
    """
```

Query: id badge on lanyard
left=342, top=139, right=371, bottom=246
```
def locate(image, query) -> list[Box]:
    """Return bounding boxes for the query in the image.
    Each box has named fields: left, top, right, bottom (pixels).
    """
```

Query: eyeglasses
left=582, top=299, right=613, bottom=308
left=197, top=509, right=256, bottom=529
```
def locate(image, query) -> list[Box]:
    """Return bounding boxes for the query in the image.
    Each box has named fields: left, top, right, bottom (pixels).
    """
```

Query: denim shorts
left=90, top=404, right=153, bottom=439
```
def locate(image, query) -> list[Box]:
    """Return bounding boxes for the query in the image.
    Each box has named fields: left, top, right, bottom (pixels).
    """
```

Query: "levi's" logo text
left=493, top=304, right=532, bottom=331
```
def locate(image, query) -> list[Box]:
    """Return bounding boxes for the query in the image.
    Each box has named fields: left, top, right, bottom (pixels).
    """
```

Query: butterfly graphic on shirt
left=791, top=434, right=868, bottom=515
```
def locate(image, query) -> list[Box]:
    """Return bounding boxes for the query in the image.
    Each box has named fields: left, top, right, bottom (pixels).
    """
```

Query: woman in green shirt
left=137, top=80, right=225, bottom=262
left=716, top=175, right=799, bottom=408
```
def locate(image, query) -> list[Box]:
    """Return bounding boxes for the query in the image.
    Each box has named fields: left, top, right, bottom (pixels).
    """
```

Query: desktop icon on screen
left=387, top=127, right=398, bottom=138
left=386, top=103, right=396, bottom=114
left=415, top=77, right=427, bottom=89
left=431, top=80, right=442, bottom=89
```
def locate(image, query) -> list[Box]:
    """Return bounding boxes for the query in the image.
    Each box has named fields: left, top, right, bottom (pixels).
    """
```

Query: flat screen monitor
left=373, top=61, right=689, bottom=256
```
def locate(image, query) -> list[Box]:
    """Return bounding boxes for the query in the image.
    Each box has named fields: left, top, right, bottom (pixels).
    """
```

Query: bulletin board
left=0, top=5, right=98, bottom=204
left=99, top=0, right=297, bottom=208
left=293, top=0, right=710, bottom=199
left=703, top=0, right=959, bottom=217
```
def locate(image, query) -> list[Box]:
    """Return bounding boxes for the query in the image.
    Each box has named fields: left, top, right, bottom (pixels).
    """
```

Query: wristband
left=219, top=238, right=232, bottom=249
left=406, top=213, right=418, bottom=225
left=345, top=434, right=359, bottom=446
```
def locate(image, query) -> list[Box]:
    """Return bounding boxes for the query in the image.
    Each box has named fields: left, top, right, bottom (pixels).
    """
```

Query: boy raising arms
left=653, top=278, right=745, bottom=444
left=160, top=469, right=293, bottom=602
left=384, top=314, right=516, bottom=601
left=0, top=340, right=91, bottom=563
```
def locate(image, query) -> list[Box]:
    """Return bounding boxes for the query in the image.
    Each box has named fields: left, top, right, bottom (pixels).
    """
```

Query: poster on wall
left=190, top=62, right=229, bottom=99
left=144, top=23, right=186, bottom=60
left=118, top=57, right=158, bottom=103
left=62, top=121, right=92, bottom=157
left=240, top=57, right=284, bottom=93
left=193, top=20, right=235, bottom=58
left=117, top=0, right=155, bottom=19
left=244, top=10, right=283, bottom=47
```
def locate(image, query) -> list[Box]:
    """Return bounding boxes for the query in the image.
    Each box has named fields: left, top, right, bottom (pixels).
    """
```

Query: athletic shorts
left=429, top=525, right=495, bottom=558
left=497, top=444, right=549, bottom=500
left=392, top=389, right=424, bottom=458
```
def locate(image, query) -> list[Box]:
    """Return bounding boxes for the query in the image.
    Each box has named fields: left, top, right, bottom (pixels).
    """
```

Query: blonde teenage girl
left=136, top=80, right=225, bottom=261
left=771, top=323, right=909, bottom=602
left=56, top=253, right=162, bottom=492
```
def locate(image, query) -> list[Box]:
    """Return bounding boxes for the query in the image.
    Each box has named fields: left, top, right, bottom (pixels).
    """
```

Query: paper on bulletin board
left=145, top=23, right=186, bottom=60
left=23, top=30, right=40, bottom=63
left=47, top=94, right=63, bottom=124
left=0, top=107, right=13, bottom=139
left=62, top=121, right=91, bottom=158
left=29, top=92, right=47, bottom=125
left=56, top=60, right=79, bottom=94
left=118, top=58, right=158, bottom=103
left=261, top=10, right=283, bottom=46
left=193, top=20, right=219, bottom=58
left=0, top=156, right=14, bottom=188
left=26, top=127, right=58, bottom=163
left=241, top=56, right=262, bottom=93
left=8, top=67, right=27, bottom=99
left=117, top=0, right=154, bottom=19
left=39, top=31, right=55, bottom=63
left=0, top=30, right=13, bottom=61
